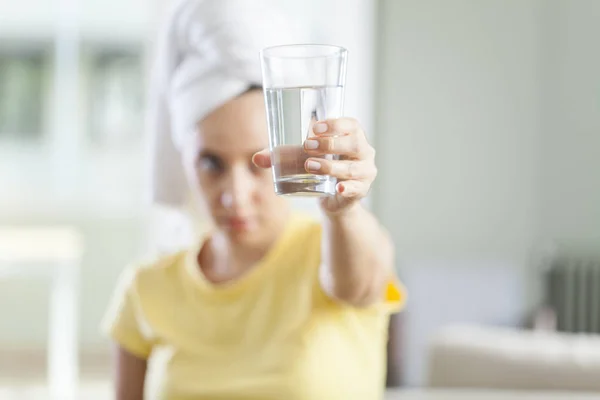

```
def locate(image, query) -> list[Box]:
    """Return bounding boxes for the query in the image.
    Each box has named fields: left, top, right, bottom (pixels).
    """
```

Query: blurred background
left=0, top=0, right=599, bottom=398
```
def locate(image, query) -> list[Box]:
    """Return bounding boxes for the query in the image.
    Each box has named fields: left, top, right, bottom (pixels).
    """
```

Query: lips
left=225, top=216, right=251, bottom=231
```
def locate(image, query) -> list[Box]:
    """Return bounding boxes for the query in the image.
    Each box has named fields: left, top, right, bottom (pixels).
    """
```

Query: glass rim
left=260, top=44, right=348, bottom=59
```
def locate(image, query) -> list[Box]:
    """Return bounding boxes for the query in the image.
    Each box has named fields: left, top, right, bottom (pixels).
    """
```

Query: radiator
left=545, top=257, right=600, bottom=334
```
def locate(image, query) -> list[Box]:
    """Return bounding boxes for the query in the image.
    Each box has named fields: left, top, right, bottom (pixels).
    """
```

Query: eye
left=197, top=154, right=224, bottom=174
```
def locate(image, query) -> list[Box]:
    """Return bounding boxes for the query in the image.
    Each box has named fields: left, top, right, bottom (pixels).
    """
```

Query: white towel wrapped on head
left=148, top=0, right=305, bottom=207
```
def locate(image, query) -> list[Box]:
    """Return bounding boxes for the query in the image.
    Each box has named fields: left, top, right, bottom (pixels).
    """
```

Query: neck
left=217, top=233, right=270, bottom=269
left=204, top=210, right=291, bottom=279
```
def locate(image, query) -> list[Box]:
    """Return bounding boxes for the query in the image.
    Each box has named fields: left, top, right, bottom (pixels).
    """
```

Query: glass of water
left=260, top=44, right=348, bottom=196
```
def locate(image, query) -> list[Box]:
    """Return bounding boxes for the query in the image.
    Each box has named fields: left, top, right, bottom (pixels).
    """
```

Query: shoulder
left=102, top=252, right=189, bottom=358
left=116, top=250, right=188, bottom=297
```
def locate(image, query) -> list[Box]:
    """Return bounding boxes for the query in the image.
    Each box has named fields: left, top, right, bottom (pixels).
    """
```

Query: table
left=0, top=226, right=82, bottom=400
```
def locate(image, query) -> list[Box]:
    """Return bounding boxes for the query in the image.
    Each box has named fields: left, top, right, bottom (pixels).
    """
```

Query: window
left=0, top=48, right=48, bottom=142
left=87, top=48, right=144, bottom=149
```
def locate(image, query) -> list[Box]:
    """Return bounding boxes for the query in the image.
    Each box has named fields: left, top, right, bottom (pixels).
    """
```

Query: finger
left=312, top=118, right=363, bottom=138
left=336, top=180, right=370, bottom=198
left=304, top=158, right=377, bottom=181
left=252, top=149, right=272, bottom=169
left=268, top=145, right=309, bottom=176
left=304, top=134, right=372, bottom=159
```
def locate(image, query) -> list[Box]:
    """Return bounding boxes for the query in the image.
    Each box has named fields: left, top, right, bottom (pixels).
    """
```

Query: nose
left=220, top=166, right=253, bottom=212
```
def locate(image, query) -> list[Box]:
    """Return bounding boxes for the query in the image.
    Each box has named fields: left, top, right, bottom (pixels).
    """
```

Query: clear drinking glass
left=260, top=44, right=348, bottom=196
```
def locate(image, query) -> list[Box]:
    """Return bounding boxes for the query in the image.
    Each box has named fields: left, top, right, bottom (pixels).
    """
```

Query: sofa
left=427, top=324, right=600, bottom=392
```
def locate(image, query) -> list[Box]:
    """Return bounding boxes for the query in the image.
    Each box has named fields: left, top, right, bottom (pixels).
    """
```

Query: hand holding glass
left=260, top=44, right=348, bottom=196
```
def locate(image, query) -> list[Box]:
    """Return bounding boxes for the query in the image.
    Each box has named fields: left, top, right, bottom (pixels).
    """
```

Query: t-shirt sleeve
left=304, top=216, right=408, bottom=314
left=101, top=266, right=154, bottom=359
left=314, top=264, right=408, bottom=314
left=382, top=277, right=407, bottom=314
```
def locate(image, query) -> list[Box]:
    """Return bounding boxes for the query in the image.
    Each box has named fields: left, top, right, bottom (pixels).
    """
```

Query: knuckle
left=351, top=136, right=361, bottom=154
left=320, top=159, right=332, bottom=174
left=347, top=161, right=359, bottom=179
left=344, top=117, right=359, bottom=126
left=365, top=145, right=376, bottom=159
left=371, top=165, right=378, bottom=178
left=334, top=117, right=357, bottom=133
left=323, top=137, right=335, bottom=152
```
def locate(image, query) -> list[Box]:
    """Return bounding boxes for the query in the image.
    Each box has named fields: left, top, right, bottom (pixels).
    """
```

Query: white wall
left=376, top=0, right=542, bottom=260
left=0, top=0, right=151, bottom=41
left=538, top=0, right=600, bottom=254
left=375, top=0, right=599, bottom=386
left=0, top=0, right=55, bottom=38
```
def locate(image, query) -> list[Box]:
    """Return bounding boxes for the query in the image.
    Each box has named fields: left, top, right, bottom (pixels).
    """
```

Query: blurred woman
left=102, top=0, right=405, bottom=399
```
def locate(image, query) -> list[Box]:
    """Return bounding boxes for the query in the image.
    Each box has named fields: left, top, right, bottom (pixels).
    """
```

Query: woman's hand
left=254, top=119, right=393, bottom=307
left=252, top=117, right=377, bottom=215
left=301, top=118, right=377, bottom=215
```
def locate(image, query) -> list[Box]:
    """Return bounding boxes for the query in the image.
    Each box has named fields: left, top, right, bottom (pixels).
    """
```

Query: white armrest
left=428, top=325, right=600, bottom=392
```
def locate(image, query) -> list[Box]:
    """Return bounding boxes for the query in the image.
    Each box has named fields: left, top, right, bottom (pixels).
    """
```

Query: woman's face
left=184, top=90, right=289, bottom=244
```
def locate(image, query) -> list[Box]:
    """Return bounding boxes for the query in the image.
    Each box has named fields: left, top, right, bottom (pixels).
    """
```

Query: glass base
left=274, top=174, right=336, bottom=197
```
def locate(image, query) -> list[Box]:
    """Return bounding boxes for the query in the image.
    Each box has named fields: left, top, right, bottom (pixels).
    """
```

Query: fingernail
left=306, top=160, right=321, bottom=171
left=337, top=183, right=345, bottom=193
left=313, top=123, right=328, bottom=134
left=304, top=139, right=319, bottom=150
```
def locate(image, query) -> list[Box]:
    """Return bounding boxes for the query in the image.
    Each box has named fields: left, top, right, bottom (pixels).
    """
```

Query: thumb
left=252, top=149, right=272, bottom=169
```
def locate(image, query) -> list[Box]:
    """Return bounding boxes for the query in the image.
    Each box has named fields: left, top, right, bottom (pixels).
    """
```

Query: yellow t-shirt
left=102, top=213, right=406, bottom=400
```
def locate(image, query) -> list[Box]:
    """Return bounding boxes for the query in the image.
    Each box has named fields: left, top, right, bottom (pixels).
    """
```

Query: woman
left=103, top=1, right=406, bottom=399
